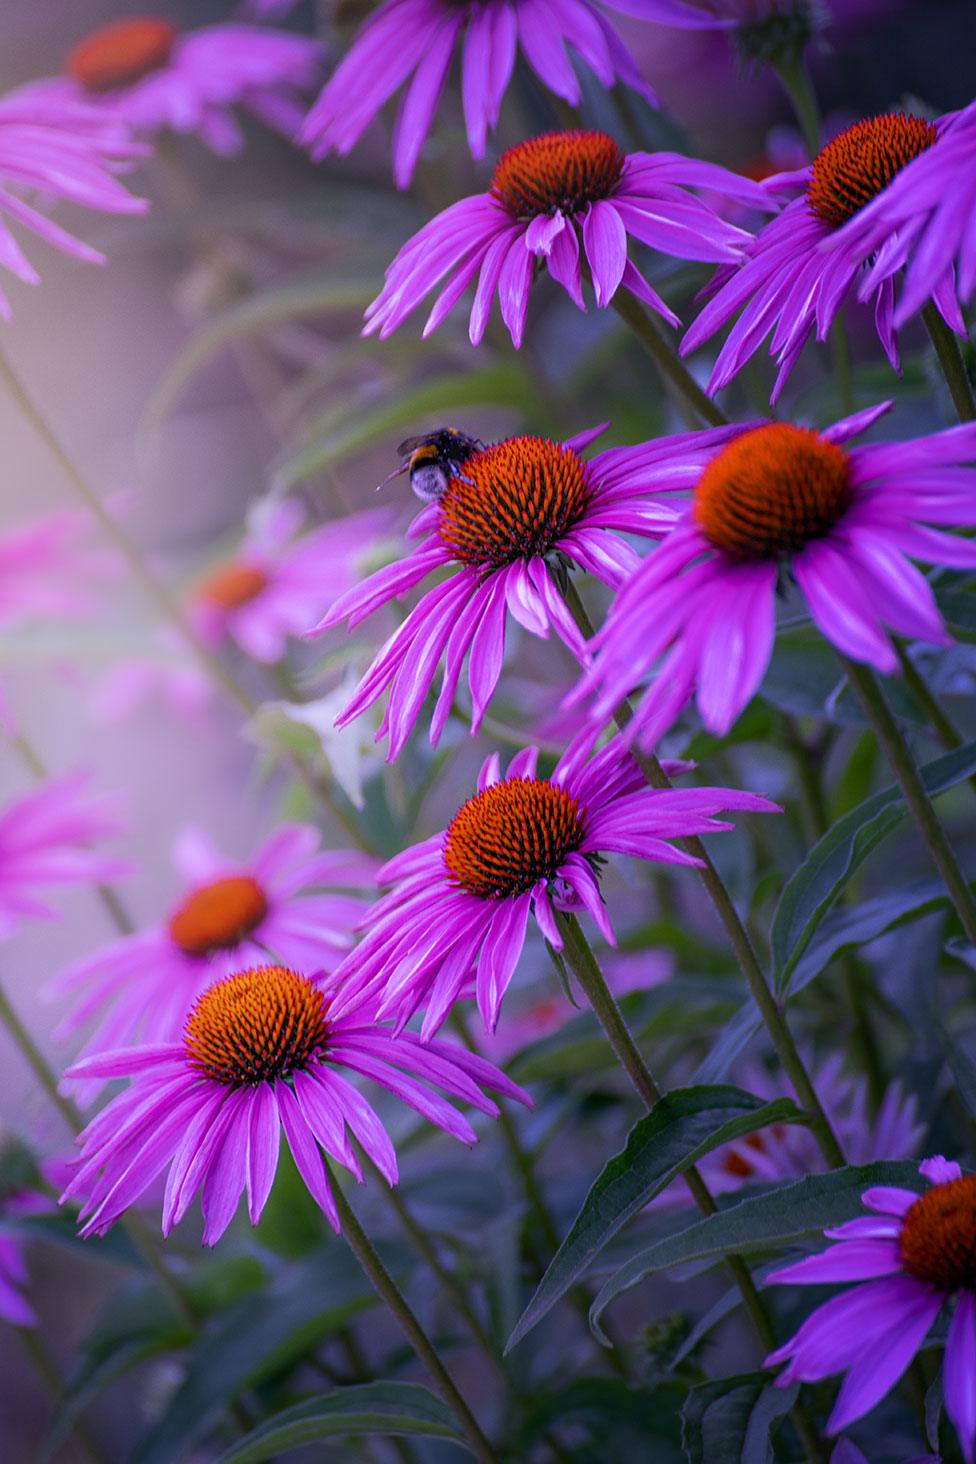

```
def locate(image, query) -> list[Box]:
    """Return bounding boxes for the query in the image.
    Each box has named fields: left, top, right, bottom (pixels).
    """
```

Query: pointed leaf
left=681, top=1373, right=798, bottom=1464
left=505, top=1085, right=809, bottom=1352
left=588, top=1161, right=922, bottom=1337
left=213, top=1383, right=463, bottom=1463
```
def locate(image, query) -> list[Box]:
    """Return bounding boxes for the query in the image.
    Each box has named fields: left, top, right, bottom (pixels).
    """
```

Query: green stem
left=553, top=914, right=827, bottom=1463
left=328, top=1169, right=501, bottom=1464
left=922, top=303, right=976, bottom=422
left=841, top=656, right=976, bottom=945
left=772, top=57, right=822, bottom=158
left=611, top=289, right=729, bottom=428
left=896, top=643, right=965, bottom=752
left=17, top=1326, right=110, bottom=1464
left=0, top=346, right=371, bottom=854
left=560, top=579, right=846, bottom=1169
left=367, top=1157, right=506, bottom=1384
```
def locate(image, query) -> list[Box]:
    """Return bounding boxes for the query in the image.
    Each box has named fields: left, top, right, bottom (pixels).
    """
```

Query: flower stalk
left=921, top=303, right=976, bottom=423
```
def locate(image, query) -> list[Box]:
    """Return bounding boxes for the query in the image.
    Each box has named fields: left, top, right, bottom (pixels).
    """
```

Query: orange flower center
left=444, top=777, right=587, bottom=899
left=693, top=423, right=851, bottom=562
left=807, top=113, right=938, bottom=229
left=437, top=435, right=592, bottom=570
left=168, top=876, right=269, bottom=958
left=196, top=563, right=269, bottom=612
left=900, top=1175, right=976, bottom=1290
left=68, top=17, right=177, bottom=93
left=184, top=965, right=330, bottom=1086
left=491, top=130, right=625, bottom=218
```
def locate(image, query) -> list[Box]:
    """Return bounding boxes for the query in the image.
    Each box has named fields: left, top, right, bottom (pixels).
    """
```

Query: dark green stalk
left=328, top=1169, right=501, bottom=1464
left=922, top=303, right=976, bottom=422
left=841, top=655, right=976, bottom=944
left=554, top=914, right=827, bottom=1464
left=560, top=579, right=846, bottom=1168
left=610, top=289, right=729, bottom=428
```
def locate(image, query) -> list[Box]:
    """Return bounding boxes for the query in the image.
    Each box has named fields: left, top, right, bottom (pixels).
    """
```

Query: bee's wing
left=396, top=435, right=426, bottom=456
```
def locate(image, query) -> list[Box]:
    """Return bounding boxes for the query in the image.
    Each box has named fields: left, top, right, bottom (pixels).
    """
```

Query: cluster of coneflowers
left=1, top=1, right=976, bottom=1461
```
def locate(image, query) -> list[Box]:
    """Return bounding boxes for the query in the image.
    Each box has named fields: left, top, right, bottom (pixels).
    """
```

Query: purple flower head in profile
left=0, top=775, right=127, bottom=941
left=51, top=825, right=377, bottom=1102
left=364, top=129, right=772, bottom=346
left=682, top=111, right=967, bottom=402
left=574, top=404, right=976, bottom=749
left=326, top=735, right=778, bottom=1038
left=192, top=500, right=393, bottom=664
left=828, top=99, right=976, bottom=330
left=23, top=17, right=323, bottom=155
left=301, top=0, right=729, bottom=189
left=662, top=1053, right=922, bottom=1205
left=766, top=1156, right=976, bottom=1463
left=0, top=91, right=146, bottom=316
left=61, top=964, right=529, bottom=1243
left=312, top=424, right=736, bottom=759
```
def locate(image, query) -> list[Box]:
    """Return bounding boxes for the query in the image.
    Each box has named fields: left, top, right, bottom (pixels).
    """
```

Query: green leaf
left=588, top=1161, right=922, bottom=1336
left=505, top=1085, right=809, bottom=1353
left=936, top=587, right=976, bottom=642
left=213, top=1383, right=463, bottom=1463
left=788, top=877, right=949, bottom=995
left=135, top=1250, right=382, bottom=1464
left=270, top=364, right=539, bottom=489
left=144, top=274, right=376, bottom=429
left=516, top=1379, right=684, bottom=1460
left=771, top=738, right=976, bottom=994
left=681, top=1373, right=797, bottom=1464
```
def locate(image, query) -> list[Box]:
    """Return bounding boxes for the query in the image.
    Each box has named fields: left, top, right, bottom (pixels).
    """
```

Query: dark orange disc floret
left=491, top=130, right=625, bottom=218
left=168, top=876, right=269, bottom=958
left=808, top=113, right=938, bottom=229
left=184, top=965, right=330, bottom=1086
left=444, top=776, right=587, bottom=899
left=196, top=562, right=269, bottom=611
left=68, top=18, right=177, bottom=93
left=437, top=435, right=593, bottom=569
left=693, top=423, right=851, bottom=562
left=900, top=1175, right=976, bottom=1290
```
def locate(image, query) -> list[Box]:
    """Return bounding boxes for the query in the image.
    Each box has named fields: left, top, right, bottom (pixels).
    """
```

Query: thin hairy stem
left=611, top=289, right=729, bottom=428
left=922, top=303, right=976, bottom=423
left=328, top=1169, right=501, bottom=1464
left=553, top=914, right=827, bottom=1463
left=560, top=577, right=846, bottom=1168
left=841, top=655, right=976, bottom=944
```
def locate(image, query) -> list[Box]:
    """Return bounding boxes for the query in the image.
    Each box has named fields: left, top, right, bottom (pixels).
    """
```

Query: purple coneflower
left=681, top=112, right=967, bottom=401
left=669, top=1054, right=922, bottom=1203
left=51, top=825, right=376, bottom=1095
left=24, top=16, right=322, bottom=155
left=0, top=94, right=146, bottom=315
left=0, top=775, right=126, bottom=941
left=326, top=736, right=777, bottom=1038
left=61, top=964, right=529, bottom=1242
left=192, top=501, right=392, bottom=664
left=0, top=512, right=107, bottom=630
left=574, top=404, right=976, bottom=747
left=828, top=99, right=976, bottom=329
left=364, top=129, right=770, bottom=346
left=313, top=425, right=735, bottom=758
left=766, top=1156, right=976, bottom=1463
left=300, top=0, right=726, bottom=188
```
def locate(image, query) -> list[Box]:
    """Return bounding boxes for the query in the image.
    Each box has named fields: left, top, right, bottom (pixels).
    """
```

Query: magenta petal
left=245, top=1083, right=281, bottom=1225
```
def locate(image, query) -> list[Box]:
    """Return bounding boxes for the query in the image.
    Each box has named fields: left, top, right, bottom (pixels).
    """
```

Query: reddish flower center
left=693, top=423, right=851, bottom=562
left=184, top=965, right=330, bottom=1086
left=900, top=1176, right=976, bottom=1290
left=491, top=130, right=625, bottom=218
left=437, top=435, right=593, bottom=570
left=444, top=776, right=587, bottom=899
left=68, top=17, right=177, bottom=93
left=168, top=876, right=269, bottom=958
left=196, top=562, right=269, bottom=611
left=807, top=113, right=938, bottom=229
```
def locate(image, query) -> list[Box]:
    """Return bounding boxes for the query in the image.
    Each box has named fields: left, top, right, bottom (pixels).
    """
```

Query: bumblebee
left=376, top=428, right=484, bottom=503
